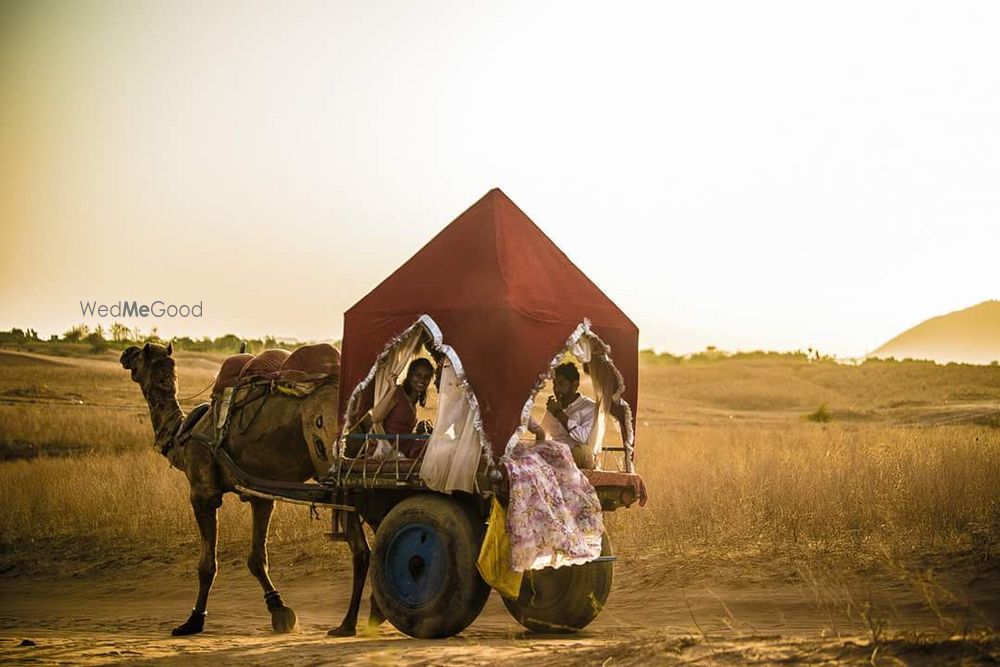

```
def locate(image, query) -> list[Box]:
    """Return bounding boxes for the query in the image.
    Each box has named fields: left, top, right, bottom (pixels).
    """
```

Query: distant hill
left=869, top=300, right=1000, bottom=365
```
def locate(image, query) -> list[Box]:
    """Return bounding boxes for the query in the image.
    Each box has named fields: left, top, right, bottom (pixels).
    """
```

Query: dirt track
left=2, top=549, right=998, bottom=665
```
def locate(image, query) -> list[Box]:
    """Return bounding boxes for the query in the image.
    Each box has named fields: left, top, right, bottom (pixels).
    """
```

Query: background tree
left=110, top=322, right=131, bottom=343
left=63, top=324, right=89, bottom=343
left=85, top=327, right=107, bottom=352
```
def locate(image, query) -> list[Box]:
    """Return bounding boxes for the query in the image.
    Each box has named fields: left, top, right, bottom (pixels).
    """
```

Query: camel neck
left=143, top=383, right=184, bottom=454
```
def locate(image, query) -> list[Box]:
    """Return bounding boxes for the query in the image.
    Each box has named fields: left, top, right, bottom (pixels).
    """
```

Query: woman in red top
left=380, top=358, right=435, bottom=458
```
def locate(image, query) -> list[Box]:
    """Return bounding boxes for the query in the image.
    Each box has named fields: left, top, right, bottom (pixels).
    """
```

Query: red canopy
left=339, top=188, right=638, bottom=460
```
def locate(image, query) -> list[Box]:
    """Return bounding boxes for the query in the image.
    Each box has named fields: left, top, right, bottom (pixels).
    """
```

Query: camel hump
left=281, top=343, right=340, bottom=382
left=214, top=353, right=254, bottom=396
left=239, top=349, right=291, bottom=383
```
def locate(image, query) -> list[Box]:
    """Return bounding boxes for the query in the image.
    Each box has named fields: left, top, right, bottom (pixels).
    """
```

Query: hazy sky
left=1, top=1, right=997, bottom=357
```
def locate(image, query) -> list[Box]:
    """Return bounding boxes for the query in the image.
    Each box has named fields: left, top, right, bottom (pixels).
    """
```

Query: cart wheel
left=502, top=532, right=613, bottom=634
left=371, top=494, right=490, bottom=638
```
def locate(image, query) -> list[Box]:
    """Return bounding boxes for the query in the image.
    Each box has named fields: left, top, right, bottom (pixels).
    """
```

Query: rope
left=177, top=376, right=217, bottom=402
left=237, top=388, right=269, bottom=434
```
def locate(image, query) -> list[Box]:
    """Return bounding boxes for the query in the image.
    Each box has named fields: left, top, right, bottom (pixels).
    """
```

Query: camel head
left=121, top=342, right=176, bottom=396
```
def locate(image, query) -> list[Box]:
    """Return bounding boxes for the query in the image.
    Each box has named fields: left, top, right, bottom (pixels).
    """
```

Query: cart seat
left=492, top=462, right=647, bottom=512
left=582, top=469, right=648, bottom=508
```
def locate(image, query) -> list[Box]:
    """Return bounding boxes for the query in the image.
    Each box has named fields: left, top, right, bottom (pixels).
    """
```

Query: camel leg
left=248, top=498, right=297, bottom=633
left=366, top=521, right=385, bottom=631
left=172, top=494, right=221, bottom=636
left=327, top=512, right=373, bottom=637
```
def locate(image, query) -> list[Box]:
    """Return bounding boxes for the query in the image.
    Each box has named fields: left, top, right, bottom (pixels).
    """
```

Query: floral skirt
left=502, top=440, right=605, bottom=571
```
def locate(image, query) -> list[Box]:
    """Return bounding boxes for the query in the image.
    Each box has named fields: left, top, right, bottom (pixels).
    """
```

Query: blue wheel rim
left=385, top=522, right=446, bottom=608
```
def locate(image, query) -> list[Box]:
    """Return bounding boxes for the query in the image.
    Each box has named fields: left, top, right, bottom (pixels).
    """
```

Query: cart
left=225, top=189, right=647, bottom=638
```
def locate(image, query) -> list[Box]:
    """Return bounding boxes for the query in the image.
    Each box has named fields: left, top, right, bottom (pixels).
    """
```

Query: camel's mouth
left=120, top=347, right=141, bottom=375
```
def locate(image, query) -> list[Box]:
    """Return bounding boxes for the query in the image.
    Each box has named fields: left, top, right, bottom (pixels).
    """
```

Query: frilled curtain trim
left=341, top=314, right=493, bottom=466
left=505, top=319, right=635, bottom=462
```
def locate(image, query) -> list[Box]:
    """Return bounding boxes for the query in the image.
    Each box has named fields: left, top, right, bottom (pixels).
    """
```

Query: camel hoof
left=171, top=610, right=206, bottom=636
left=270, top=606, right=298, bottom=634
left=326, top=623, right=356, bottom=637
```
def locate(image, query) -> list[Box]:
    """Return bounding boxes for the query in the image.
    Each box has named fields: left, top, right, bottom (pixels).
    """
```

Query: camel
left=121, top=341, right=379, bottom=637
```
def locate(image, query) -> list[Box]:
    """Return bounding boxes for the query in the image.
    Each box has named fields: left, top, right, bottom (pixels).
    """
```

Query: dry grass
left=639, top=356, right=1000, bottom=413
left=0, top=404, right=150, bottom=458
left=0, top=350, right=998, bottom=583
left=605, top=422, right=1000, bottom=561
left=0, top=350, right=220, bottom=457
left=0, top=349, right=335, bottom=571
left=2, top=421, right=996, bottom=577
left=0, top=449, right=332, bottom=572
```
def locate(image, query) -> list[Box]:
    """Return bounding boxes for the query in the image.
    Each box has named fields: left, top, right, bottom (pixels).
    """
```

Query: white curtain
left=365, top=328, right=424, bottom=458
left=372, top=330, right=423, bottom=420
left=586, top=344, right=617, bottom=465
left=572, top=334, right=617, bottom=469
left=420, top=359, right=481, bottom=492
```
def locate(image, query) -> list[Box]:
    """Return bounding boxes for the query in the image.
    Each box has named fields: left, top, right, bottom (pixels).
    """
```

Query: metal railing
left=331, top=432, right=432, bottom=489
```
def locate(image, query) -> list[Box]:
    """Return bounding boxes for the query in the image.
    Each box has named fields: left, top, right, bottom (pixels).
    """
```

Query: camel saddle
left=210, top=344, right=341, bottom=479
left=212, top=344, right=340, bottom=397
left=176, top=402, right=212, bottom=445
left=213, top=353, right=254, bottom=397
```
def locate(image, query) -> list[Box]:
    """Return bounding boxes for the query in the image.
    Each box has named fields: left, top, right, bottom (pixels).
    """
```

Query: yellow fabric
left=476, top=497, right=523, bottom=599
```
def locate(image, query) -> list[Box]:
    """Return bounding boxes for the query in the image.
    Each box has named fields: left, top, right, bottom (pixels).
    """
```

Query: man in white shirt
left=528, top=362, right=597, bottom=469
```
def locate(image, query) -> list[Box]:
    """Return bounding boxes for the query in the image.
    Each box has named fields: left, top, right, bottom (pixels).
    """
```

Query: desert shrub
left=639, top=349, right=682, bottom=365
left=806, top=404, right=833, bottom=422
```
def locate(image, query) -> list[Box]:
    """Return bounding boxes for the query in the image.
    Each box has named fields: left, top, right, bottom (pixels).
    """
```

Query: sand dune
left=870, top=300, right=1000, bottom=365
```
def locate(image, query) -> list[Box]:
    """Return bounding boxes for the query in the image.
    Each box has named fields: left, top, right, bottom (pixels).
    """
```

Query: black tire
left=502, top=532, right=613, bottom=633
left=370, top=494, right=490, bottom=638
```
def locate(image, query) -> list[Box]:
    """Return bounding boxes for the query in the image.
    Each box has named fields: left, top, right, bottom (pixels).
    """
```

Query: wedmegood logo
left=79, top=301, right=204, bottom=318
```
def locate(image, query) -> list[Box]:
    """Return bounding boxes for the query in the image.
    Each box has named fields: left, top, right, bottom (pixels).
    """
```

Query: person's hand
left=546, top=395, right=560, bottom=414
left=527, top=417, right=544, bottom=441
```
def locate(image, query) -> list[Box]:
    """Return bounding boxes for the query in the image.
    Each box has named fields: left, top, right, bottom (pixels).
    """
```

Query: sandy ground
left=2, top=549, right=998, bottom=666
